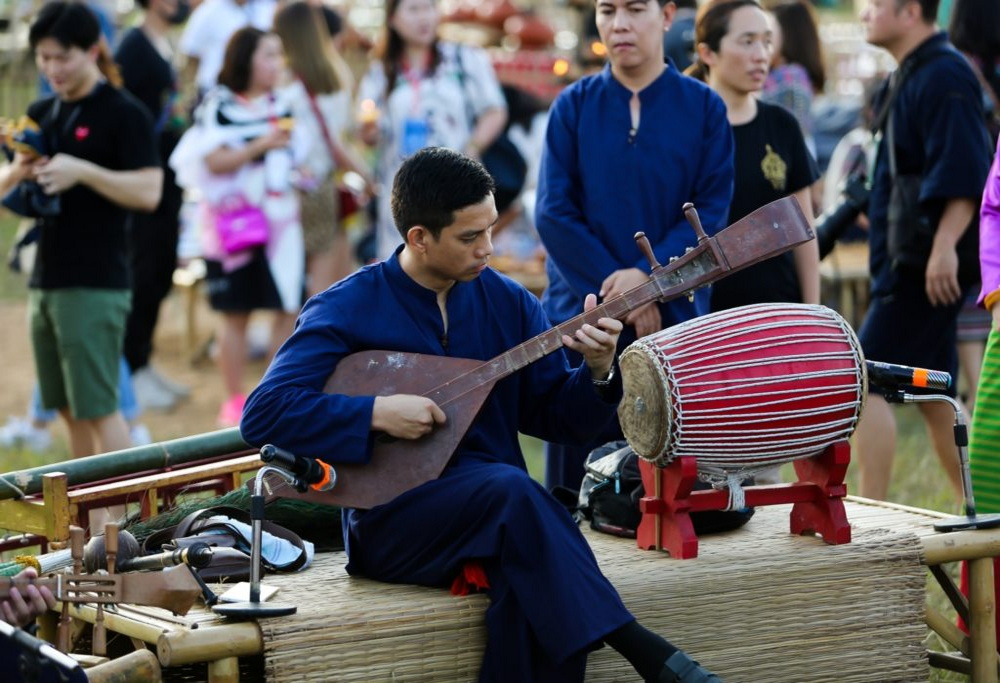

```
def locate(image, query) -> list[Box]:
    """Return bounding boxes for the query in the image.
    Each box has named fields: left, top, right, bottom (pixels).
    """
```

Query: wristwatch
left=592, top=366, right=616, bottom=387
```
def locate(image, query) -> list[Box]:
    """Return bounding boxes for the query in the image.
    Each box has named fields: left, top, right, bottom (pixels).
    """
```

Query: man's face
left=595, top=0, right=672, bottom=74
left=150, top=0, right=182, bottom=23
left=419, top=195, right=497, bottom=285
left=34, top=38, right=97, bottom=101
left=861, top=0, right=907, bottom=49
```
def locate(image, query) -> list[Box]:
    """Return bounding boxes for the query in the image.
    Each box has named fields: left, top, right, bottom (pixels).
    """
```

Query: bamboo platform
left=54, top=497, right=968, bottom=683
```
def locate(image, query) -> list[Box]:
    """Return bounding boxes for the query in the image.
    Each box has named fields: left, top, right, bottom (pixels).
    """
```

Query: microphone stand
left=212, top=464, right=301, bottom=618
left=885, top=390, right=1000, bottom=532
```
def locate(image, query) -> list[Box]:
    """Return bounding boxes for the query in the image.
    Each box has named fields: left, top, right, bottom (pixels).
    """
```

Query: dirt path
left=0, top=289, right=273, bottom=449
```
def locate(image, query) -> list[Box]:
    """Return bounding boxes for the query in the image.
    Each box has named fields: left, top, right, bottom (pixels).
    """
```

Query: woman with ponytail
left=686, top=0, right=819, bottom=315
left=686, top=0, right=820, bottom=485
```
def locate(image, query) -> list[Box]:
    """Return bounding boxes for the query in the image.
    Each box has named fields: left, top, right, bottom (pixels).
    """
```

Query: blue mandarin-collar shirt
left=868, top=33, right=992, bottom=295
left=536, top=64, right=735, bottom=327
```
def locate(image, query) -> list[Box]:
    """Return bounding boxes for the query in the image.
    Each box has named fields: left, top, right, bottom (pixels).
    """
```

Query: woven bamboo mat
left=258, top=501, right=928, bottom=682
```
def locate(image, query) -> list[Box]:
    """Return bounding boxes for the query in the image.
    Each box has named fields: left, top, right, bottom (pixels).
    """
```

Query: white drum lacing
left=626, top=304, right=866, bottom=491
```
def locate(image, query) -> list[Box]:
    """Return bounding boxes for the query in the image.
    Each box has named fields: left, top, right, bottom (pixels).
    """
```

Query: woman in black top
left=687, top=0, right=819, bottom=313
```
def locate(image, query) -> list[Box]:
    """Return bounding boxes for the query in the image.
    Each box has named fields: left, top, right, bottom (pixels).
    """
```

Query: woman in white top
left=170, top=27, right=308, bottom=426
left=358, top=0, right=507, bottom=261
left=275, top=1, right=371, bottom=295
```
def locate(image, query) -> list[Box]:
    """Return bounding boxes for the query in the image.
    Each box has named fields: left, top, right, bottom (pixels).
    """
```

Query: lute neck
left=424, top=247, right=715, bottom=410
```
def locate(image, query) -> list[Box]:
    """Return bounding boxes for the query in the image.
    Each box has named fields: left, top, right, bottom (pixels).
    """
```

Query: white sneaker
left=148, top=365, right=191, bottom=398
left=129, top=423, right=153, bottom=447
left=0, top=416, right=53, bottom=452
left=132, top=367, right=177, bottom=411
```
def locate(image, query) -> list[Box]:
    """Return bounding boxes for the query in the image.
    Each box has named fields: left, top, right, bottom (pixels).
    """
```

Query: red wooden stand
left=636, top=440, right=852, bottom=559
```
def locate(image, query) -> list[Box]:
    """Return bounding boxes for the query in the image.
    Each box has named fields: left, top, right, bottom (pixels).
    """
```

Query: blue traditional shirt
left=868, top=32, right=992, bottom=296
left=536, top=64, right=735, bottom=327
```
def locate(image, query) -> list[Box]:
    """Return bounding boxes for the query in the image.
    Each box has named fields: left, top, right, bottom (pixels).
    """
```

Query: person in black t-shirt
left=116, top=0, right=193, bottom=412
left=0, top=2, right=162, bottom=458
left=686, top=0, right=819, bottom=314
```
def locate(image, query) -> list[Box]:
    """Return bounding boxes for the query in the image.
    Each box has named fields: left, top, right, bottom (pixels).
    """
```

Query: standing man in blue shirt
left=853, top=0, right=992, bottom=500
left=536, top=0, right=735, bottom=490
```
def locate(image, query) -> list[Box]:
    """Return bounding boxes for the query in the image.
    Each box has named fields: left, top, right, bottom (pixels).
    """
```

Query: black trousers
left=123, top=179, right=182, bottom=372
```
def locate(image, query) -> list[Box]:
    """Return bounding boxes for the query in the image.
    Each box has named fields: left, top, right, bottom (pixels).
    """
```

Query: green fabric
left=29, top=287, right=130, bottom=419
left=970, top=324, right=1000, bottom=511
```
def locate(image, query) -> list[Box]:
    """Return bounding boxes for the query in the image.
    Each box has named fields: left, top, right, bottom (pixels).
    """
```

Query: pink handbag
left=214, top=198, right=269, bottom=254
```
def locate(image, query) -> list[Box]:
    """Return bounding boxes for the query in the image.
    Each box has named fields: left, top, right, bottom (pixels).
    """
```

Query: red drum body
left=618, top=304, right=866, bottom=474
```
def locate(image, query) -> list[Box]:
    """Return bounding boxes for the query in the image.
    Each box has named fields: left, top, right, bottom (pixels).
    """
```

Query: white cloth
left=179, top=0, right=277, bottom=93
left=282, top=79, right=352, bottom=182
left=357, top=42, right=505, bottom=260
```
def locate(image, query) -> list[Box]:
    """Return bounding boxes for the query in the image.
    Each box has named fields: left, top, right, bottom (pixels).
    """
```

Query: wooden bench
left=0, top=454, right=262, bottom=549
left=52, top=498, right=977, bottom=683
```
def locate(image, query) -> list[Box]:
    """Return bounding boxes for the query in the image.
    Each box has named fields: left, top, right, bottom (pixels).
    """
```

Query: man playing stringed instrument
left=241, top=147, right=720, bottom=682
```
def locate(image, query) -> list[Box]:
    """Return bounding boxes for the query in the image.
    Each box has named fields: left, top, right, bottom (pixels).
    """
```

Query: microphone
left=866, top=360, right=951, bottom=392
left=259, top=444, right=337, bottom=492
left=118, top=542, right=214, bottom=572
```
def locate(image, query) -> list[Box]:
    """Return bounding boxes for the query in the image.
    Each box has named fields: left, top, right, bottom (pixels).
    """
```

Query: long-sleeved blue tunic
left=534, top=64, right=735, bottom=489
left=535, top=64, right=735, bottom=329
left=241, top=252, right=634, bottom=681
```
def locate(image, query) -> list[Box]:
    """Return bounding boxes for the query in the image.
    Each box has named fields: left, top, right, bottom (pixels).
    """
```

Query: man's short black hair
left=896, top=0, right=940, bottom=23
left=391, top=148, right=496, bottom=241
left=29, top=1, right=101, bottom=52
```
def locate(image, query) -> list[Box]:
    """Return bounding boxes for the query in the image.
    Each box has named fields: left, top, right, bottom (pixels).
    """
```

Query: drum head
left=618, top=346, right=671, bottom=461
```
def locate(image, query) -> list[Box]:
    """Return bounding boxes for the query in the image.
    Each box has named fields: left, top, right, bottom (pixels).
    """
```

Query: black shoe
left=658, top=650, right=722, bottom=682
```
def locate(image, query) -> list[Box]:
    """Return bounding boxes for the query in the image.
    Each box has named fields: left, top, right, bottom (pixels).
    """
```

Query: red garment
left=451, top=561, right=490, bottom=596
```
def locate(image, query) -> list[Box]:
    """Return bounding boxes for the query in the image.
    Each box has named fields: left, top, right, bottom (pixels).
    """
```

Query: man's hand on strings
left=372, top=395, right=447, bottom=440
left=562, top=293, right=623, bottom=382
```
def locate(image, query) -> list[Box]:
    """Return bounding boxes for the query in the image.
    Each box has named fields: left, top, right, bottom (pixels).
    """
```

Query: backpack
left=578, top=441, right=756, bottom=539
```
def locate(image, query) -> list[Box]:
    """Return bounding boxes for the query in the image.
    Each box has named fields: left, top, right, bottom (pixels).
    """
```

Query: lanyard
left=400, top=54, right=430, bottom=116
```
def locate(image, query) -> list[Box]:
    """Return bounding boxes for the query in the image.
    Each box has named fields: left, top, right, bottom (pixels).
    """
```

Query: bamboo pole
left=925, top=604, right=971, bottom=655
left=969, top=557, right=999, bottom=683
left=156, top=624, right=262, bottom=666
left=922, top=530, right=1000, bottom=565
left=0, top=428, right=252, bottom=501
left=207, top=656, right=240, bottom=683
left=85, top=648, right=162, bottom=683
left=62, top=603, right=188, bottom=644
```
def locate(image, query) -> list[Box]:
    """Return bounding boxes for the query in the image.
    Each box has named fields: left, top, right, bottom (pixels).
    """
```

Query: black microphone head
left=185, top=542, right=214, bottom=569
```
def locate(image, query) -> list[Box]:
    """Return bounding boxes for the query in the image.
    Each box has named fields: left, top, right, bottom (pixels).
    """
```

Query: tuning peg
left=683, top=202, right=709, bottom=243
left=633, top=232, right=661, bottom=270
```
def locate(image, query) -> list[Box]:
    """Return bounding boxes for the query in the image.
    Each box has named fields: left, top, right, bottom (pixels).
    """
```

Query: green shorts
left=29, top=288, right=131, bottom=420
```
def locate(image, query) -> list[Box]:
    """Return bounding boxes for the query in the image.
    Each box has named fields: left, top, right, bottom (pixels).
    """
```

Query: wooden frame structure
left=38, top=497, right=1000, bottom=682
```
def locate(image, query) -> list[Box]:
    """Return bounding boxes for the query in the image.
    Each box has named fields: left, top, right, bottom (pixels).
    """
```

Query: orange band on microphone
left=311, top=463, right=332, bottom=491
left=912, top=368, right=929, bottom=387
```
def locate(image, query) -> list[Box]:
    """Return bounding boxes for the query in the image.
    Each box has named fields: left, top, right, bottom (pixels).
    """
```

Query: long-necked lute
left=264, top=196, right=814, bottom=509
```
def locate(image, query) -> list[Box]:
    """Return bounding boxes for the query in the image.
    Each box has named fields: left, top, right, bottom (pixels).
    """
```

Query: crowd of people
left=2, top=0, right=1000, bottom=679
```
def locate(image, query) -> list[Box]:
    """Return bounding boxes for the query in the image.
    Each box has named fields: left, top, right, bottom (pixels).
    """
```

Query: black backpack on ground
left=578, top=441, right=755, bottom=539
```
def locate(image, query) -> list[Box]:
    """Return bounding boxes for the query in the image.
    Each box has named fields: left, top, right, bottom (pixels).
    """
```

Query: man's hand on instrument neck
left=372, top=395, right=447, bottom=440
left=562, top=293, right=623, bottom=382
